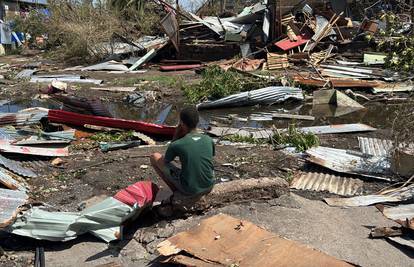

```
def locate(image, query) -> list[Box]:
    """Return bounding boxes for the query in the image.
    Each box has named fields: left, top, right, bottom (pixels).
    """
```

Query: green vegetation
left=223, top=134, right=264, bottom=144
left=270, top=124, right=319, bottom=152
left=378, top=12, right=414, bottom=72
left=13, top=1, right=167, bottom=62
left=90, top=131, right=135, bottom=142
left=183, top=66, right=268, bottom=103
left=114, top=75, right=182, bottom=87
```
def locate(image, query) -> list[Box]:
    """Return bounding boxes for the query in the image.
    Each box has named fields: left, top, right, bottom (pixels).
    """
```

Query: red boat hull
left=48, top=110, right=175, bottom=137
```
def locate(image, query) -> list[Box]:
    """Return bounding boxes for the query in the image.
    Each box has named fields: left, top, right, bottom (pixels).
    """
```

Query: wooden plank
left=271, top=113, right=315, bottom=121
left=89, top=87, right=136, bottom=92
left=157, top=214, right=353, bottom=267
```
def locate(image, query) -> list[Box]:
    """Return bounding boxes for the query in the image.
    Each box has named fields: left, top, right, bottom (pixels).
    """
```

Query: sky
left=178, top=0, right=206, bottom=12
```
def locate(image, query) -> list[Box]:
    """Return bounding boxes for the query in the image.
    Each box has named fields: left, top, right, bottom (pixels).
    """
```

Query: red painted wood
left=275, top=34, right=311, bottom=51
left=159, top=64, right=203, bottom=71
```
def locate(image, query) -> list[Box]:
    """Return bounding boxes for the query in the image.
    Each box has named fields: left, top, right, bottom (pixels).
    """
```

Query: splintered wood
left=157, top=214, right=354, bottom=267
left=267, top=53, right=290, bottom=70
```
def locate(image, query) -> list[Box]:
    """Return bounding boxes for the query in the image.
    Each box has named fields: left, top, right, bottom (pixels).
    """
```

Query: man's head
left=179, top=106, right=199, bottom=130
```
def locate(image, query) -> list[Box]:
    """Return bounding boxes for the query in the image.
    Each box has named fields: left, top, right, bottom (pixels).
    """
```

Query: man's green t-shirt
left=164, top=132, right=215, bottom=195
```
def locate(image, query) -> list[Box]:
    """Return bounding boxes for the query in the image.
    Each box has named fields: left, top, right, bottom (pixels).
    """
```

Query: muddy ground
left=0, top=52, right=412, bottom=266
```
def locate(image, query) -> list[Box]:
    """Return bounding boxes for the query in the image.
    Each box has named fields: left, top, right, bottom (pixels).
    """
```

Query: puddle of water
left=1, top=99, right=402, bottom=130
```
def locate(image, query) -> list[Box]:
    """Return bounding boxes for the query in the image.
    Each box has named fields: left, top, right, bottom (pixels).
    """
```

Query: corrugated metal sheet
left=0, top=154, right=37, bottom=178
left=0, top=167, right=27, bottom=191
left=291, top=172, right=363, bottom=196
left=207, top=123, right=376, bottom=139
left=81, top=61, right=129, bottom=72
left=0, top=140, right=69, bottom=157
left=382, top=204, right=414, bottom=221
left=325, top=184, right=414, bottom=207
left=10, top=181, right=157, bottom=242
left=358, top=137, right=393, bottom=157
left=306, top=146, right=391, bottom=181
left=0, top=188, right=28, bottom=228
left=300, top=124, right=376, bottom=135
left=0, top=109, right=47, bottom=126
left=358, top=137, right=414, bottom=157
left=197, top=87, right=304, bottom=110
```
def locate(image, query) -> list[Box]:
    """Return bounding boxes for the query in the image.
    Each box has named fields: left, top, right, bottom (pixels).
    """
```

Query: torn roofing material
left=9, top=181, right=158, bottom=242
left=207, top=123, right=376, bottom=139
left=325, top=184, right=414, bottom=207
left=0, top=109, right=48, bottom=127
left=291, top=172, right=363, bottom=196
left=0, top=154, right=37, bottom=178
left=358, top=137, right=414, bottom=157
left=81, top=61, right=130, bottom=72
left=358, top=137, right=394, bottom=157
left=306, top=146, right=391, bottom=181
left=0, top=166, right=28, bottom=191
left=157, top=214, right=353, bottom=267
left=0, top=140, right=69, bottom=157
left=197, top=87, right=303, bottom=110
left=381, top=204, right=414, bottom=221
left=0, top=188, right=28, bottom=228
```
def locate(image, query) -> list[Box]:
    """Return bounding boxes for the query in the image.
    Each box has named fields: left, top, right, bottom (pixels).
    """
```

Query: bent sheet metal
left=9, top=181, right=158, bottom=242
left=306, top=146, right=392, bottom=181
left=197, top=87, right=304, bottom=110
left=0, top=188, right=28, bottom=228
left=325, top=184, right=414, bottom=207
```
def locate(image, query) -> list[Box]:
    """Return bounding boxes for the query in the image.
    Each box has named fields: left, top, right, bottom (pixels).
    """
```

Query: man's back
left=165, top=132, right=215, bottom=195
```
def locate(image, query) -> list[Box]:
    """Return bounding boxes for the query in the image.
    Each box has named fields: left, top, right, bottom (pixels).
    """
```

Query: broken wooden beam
left=292, top=76, right=383, bottom=88
left=171, top=177, right=289, bottom=212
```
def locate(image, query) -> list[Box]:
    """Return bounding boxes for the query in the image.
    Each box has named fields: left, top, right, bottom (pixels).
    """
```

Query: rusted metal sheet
left=0, top=154, right=37, bottom=178
left=306, top=146, right=391, bottom=181
left=157, top=214, right=353, bottom=267
left=0, top=188, right=28, bottom=228
left=0, top=109, right=47, bottom=126
left=0, top=167, right=27, bottom=191
left=358, top=137, right=393, bottom=157
left=325, top=184, right=414, bottom=207
left=382, top=204, right=414, bottom=221
left=291, top=172, right=363, bottom=196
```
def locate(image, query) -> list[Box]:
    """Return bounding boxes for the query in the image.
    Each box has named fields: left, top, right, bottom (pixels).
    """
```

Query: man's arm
left=164, top=143, right=176, bottom=163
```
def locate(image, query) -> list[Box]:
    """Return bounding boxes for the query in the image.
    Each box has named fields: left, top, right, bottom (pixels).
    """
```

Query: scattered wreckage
left=0, top=0, right=414, bottom=266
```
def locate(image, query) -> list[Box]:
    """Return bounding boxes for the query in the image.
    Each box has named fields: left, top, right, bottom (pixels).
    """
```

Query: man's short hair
left=180, top=106, right=199, bottom=129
